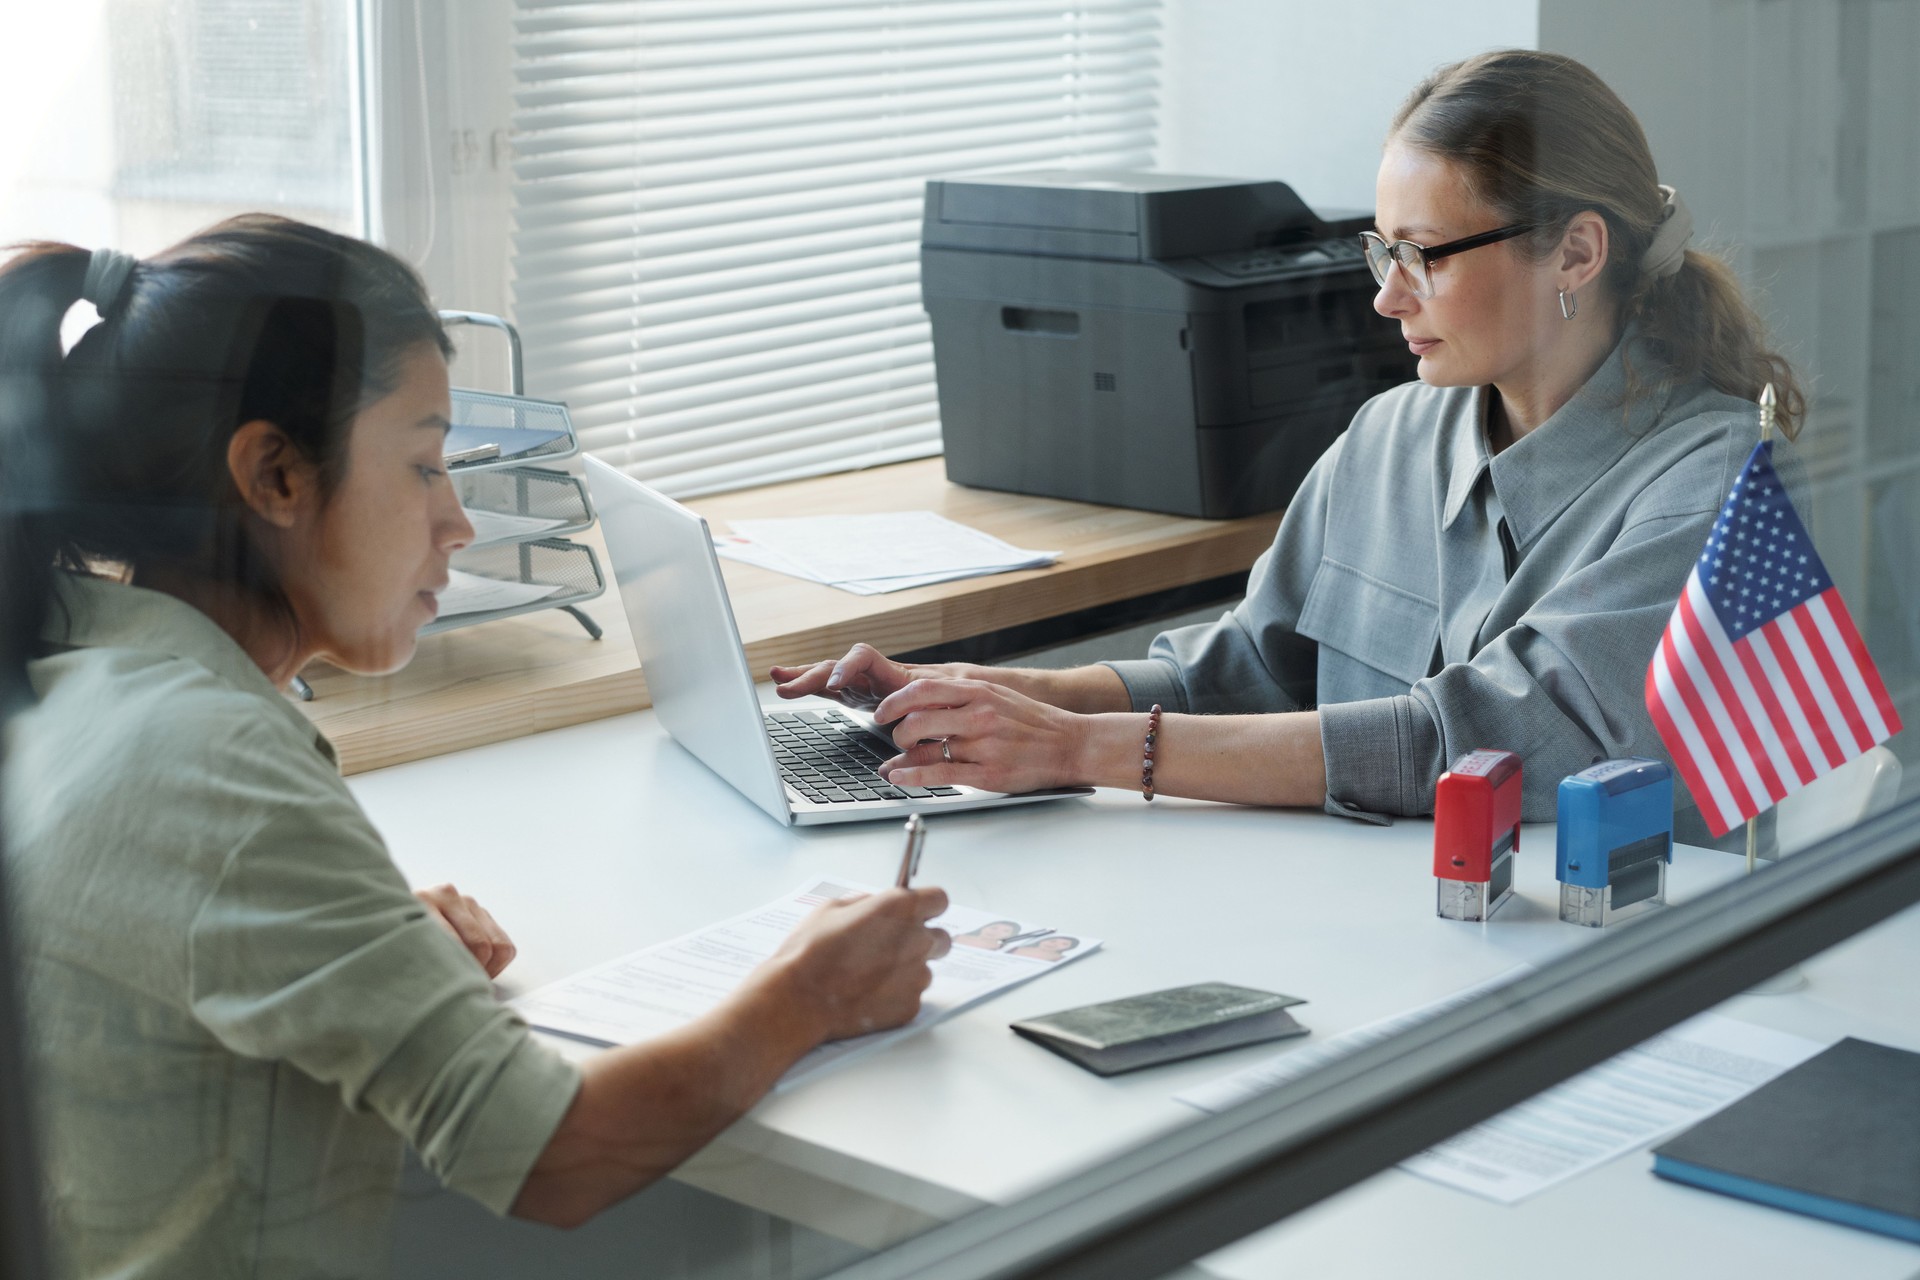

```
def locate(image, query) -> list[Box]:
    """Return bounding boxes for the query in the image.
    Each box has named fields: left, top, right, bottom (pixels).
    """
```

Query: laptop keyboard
left=765, top=709, right=965, bottom=805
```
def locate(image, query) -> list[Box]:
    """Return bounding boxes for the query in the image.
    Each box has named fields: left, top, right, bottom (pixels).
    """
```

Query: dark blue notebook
left=1651, top=1037, right=1920, bottom=1243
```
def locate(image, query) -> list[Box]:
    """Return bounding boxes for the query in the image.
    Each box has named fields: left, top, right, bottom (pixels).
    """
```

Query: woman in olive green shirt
left=0, top=217, right=950, bottom=1278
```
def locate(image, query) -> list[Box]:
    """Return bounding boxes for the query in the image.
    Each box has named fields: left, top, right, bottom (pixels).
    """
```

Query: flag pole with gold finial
left=1747, top=383, right=1777, bottom=874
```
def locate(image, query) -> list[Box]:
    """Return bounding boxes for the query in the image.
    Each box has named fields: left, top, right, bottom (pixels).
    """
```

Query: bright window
left=0, top=0, right=358, bottom=257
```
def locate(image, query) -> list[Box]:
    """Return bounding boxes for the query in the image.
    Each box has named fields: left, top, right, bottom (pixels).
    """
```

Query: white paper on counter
left=1398, top=1013, right=1830, bottom=1203
left=513, top=880, right=1101, bottom=1091
left=1177, top=968, right=1530, bottom=1114
left=1179, top=973, right=1830, bottom=1206
left=715, top=511, right=1057, bottom=594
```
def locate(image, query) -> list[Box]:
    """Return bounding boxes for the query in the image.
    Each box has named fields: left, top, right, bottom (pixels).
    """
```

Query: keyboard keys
left=773, top=710, right=958, bottom=805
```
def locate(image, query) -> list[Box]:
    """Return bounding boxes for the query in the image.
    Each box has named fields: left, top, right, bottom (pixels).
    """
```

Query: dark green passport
left=1011, top=983, right=1308, bottom=1077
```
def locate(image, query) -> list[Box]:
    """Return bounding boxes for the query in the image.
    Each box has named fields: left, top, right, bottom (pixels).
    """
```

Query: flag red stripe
left=1787, top=607, right=1875, bottom=754
left=1743, top=629, right=1827, bottom=775
left=1660, top=625, right=1754, bottom=828
left=1729, top=633, right=1820, bottom=781
left=1645, top=656, right=1736, bottom=837
left=1818, top=588, right=1904, bottom=734
left=1677, top=589, right=1787, bottom=802
left=1760, top=617, right=1848, bottom=767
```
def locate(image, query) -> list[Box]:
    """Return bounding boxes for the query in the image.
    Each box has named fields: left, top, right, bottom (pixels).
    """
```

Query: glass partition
left=2, top=4, right=1916, bottom=1280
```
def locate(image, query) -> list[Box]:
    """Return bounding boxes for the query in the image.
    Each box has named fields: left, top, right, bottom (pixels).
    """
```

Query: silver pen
left=895, top=814, right=927, bottom=889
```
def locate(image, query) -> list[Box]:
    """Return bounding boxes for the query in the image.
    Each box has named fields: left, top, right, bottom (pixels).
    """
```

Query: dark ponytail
left=1390, top=50, right=1806, bottom=437
left=0, top=246, right=90, bottom=697
left=0, top=215, right=451, bottom=695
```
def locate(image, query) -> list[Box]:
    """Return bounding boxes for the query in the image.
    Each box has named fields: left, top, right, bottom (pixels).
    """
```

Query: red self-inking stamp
left=1433, top=749, right=1522, bottom=922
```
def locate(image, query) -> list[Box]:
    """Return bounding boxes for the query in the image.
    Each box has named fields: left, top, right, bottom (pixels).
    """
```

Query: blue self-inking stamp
left=1556, top=758, right=1673, bottom=928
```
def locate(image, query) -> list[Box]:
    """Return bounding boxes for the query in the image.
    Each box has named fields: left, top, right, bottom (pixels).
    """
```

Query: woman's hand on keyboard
left=870, top=677, right=1115, bottom=794
left=770, top=643, right=970, bottom=714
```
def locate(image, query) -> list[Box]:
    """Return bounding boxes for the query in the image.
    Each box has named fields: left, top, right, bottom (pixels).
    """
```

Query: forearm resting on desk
left=873, top=676, right=1328, bottom=806
left=954, top=666, right=1329, bottom=805
left=510, top=975, right=818, bottom=1229
left=512, top=888, right=950, bottom=1229
left=776, top=645, right=1327, bottom=806
left=1081, top=709, right=1328, bottom=807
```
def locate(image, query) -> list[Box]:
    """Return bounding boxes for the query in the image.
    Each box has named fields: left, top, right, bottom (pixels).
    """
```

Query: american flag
left=1644, top=441, right=1902, bottom=837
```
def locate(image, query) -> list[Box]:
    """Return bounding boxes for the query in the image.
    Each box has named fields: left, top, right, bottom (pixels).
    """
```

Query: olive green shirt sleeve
left=187, top=736, right=578, bottom=1215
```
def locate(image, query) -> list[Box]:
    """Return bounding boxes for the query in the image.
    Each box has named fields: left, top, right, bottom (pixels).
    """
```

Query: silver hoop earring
left=1558, top=288, right=1578, bottom=321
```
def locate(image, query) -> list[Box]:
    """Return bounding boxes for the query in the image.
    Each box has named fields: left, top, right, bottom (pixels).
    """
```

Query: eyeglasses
left=1358, top=223, right=1538, bottom=299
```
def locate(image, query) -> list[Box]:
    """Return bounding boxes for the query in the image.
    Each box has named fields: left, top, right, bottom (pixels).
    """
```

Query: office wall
left=1155, top=0, right=1539, bottom=217
left=366, top=0, right=519, bottom=393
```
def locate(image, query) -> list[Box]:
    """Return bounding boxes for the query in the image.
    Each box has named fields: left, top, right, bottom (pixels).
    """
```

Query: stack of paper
left=514, top=880, right=1099, bottom=1090
left=437, top=567, right=566, bottom=618
left=462, top=507, right=571, bottom=547
left=714, top=511, right=1058, bottom=595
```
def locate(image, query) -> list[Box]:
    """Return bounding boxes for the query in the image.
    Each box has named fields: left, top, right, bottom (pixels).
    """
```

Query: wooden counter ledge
left=297, top=457, right=1284, bottom=775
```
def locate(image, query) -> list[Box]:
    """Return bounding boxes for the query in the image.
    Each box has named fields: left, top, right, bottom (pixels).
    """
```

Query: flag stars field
left=1645, top=441, right=1901, bottom=837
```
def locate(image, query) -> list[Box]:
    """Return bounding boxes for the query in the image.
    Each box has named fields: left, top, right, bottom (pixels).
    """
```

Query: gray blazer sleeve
left=1319, top=422, right=1767, bottom=827
left=1317, top=505, right=1715, bottom=822
left=1101, top=436, right=1339, bottom=715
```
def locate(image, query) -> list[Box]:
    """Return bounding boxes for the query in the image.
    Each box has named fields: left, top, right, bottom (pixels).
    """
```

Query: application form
left=513, top=881, right=1100, bottom=1091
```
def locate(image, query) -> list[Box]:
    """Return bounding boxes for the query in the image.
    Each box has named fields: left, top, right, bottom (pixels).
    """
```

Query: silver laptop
left=583, top=456, right=1093, bottom=826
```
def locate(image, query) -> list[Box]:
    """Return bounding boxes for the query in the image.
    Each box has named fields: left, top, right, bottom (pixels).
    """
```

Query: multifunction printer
left=921, top=170, right=1415, bottom=518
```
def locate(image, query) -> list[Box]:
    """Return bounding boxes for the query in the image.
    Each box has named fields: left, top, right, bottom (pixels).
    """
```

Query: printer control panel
left=1199, top=238, right=1368, bottom=279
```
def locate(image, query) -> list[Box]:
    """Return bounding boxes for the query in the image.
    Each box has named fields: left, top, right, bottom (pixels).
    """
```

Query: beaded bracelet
left=1141, top=703, right=1163, bottom=801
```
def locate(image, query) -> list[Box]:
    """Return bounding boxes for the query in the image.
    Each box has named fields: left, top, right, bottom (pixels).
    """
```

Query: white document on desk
left=1398, top=1013, right=1830, bottom=1204
left=712, top=534, right=977, bottom=596
left=1176, top=967, right=1530, bottom=1114
left=717, top=511, right=1058, bottom=594
left=1178, top=975, right=1830, bottom=1206
left=512, top=881, right=1101, bottom=1091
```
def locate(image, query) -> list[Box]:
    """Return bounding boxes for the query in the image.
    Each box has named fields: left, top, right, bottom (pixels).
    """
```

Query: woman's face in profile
left=279, top=344, right=473, bottom=675
left=1371, top=143, right=1560, bottom=391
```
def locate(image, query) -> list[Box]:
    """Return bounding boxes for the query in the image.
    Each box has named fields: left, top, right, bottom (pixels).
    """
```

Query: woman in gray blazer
left=774, top=50, right=1805, bottom=847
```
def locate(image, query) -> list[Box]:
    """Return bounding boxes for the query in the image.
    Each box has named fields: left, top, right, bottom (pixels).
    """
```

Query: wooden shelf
left=296, top=458, right=1284, bottom=774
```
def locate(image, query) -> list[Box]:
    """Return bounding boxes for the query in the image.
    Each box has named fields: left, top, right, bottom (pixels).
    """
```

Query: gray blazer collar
left=1441, top=334, right=1668, bottom=547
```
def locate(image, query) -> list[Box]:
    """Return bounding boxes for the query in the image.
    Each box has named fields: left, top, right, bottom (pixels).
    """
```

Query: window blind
left=510, top=0, right=1164, bottom=497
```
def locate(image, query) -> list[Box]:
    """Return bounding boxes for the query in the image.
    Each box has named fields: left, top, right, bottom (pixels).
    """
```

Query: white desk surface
left=351, top=699, right=1920, bottom=1278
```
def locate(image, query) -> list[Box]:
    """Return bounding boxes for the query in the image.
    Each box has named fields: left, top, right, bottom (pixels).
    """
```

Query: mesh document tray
left=424, top=538, right=606, bottom=636
left=445, top=388, right=579, bottom=475
left=457, top=467, right=596, bottom=548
